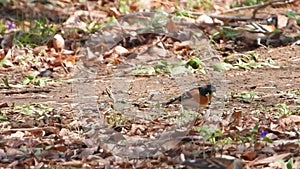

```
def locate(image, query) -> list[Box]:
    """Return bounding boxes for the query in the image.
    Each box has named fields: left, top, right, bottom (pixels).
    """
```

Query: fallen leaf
left=10, top=131, right=25, bottom=138
left=5, top=148, right=25, bottom=156
left=281, top=115, right=300, bottom=124
left=0, top=49, right=5, bottom=62
left=253, top=153, right=291, bottom=165
left=0, top=102, right=8, bottom=108
left=107, top=133, right=126, bottom=143
left=242, top=151, right=257, bottom=161
left=166, top=19, right=178, bottom=34
left=114, top=45, right=129, bottom=55
left=196, top=14, right=214, bottom=24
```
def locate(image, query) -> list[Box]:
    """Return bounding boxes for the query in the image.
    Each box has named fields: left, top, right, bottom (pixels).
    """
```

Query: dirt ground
left=1, top=42, right=299, bottom=168
left=2, top=45, right=299, bottom=113
left=0, top=2, right=300, bottom=168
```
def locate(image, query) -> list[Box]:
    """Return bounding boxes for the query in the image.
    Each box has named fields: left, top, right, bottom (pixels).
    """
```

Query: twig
left=1, top=126, right=58, bottom=134
left=188, top=12, right=258, bottom=22
left=190, top=0, right=298, bottom=21
left=252, top=0, right=287, bottom=18
left=0, top=88, right=51, bottom=95
left=221, top=0, right=296, bottom=15
left=221, top=4, right=264, bottom=14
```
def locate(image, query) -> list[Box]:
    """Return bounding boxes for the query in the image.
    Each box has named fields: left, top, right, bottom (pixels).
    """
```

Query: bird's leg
left=257, top=38, right=267, bottom=48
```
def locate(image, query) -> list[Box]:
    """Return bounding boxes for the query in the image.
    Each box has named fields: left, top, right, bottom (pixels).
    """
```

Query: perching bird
left=163, top=84, right=216, bottom=109
left=234, top=14, right=279, bottom=47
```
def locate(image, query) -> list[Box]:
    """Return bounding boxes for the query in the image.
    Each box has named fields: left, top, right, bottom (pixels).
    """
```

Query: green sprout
left=198, top=127, right=224, bottom=145
left=13, top=104, right=54, bottom=120
left=275, top=104, right=294, bottom=117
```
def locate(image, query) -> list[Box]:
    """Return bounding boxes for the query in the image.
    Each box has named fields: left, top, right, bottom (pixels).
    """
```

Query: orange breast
left=199, top=95, right=211, bottom=107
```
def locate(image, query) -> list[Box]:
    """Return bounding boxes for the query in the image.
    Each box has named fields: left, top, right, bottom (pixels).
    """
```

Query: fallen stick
left=0, top=88, right=51, bottom=95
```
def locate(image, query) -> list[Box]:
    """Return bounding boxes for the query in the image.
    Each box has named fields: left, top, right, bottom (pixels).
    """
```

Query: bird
left=163, top=84, right=216, bottom=109
left=52, top=34, right=65, bottom=53
left=233, top=14, right=279, bottom=47
left=37, top=68, right=54, bottom=78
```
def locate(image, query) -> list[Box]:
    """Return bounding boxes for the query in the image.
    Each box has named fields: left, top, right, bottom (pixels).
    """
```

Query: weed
left=287, top=12, right=300, bottom=24
left=175, top=10, right=196, bottom=19
left=0, top=115, right=9, bottom=122
left=0, top=59, right=14, bottom=67
left=13, top=103, right=54, bottom=120
left=0, top=20, right=7, bottom=35
left=14, top=18, right=58, bottom=47
left=132, top=60, right=206, bottom=76
left=197, top=127, right=224, bottom=145
left=106, top=112, right=131, bottom=127
left=232, top=91, right=259, bottom=103
left=1, top=74, right=52, bottom=88
left=238, top=124, right=260, bottom=143
left=119, top=0, right=131, bottom=14
left=279, top=158, right=294, bottom=169
left=22, top=74, right=50, bottom=87
left=213, top=27, right=240, bottom=42
left=224, top=53, right=279, bottom=70
left=230, top=0, right=267, bottom=8
left=187, top=0, right=215, bottom=12
left=275, top=104, right=295, bottom=117
left=0, top=0, right=12, bottom=7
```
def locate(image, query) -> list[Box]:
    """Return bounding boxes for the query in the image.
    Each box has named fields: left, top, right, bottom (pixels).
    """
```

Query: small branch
left=1, top=126, right=58, bottom=134
left=221, top=4, right=263, bottom=14
left=0, top=88, right=51, bottom=95
left=252, top=0, right=287, bottom=18
left=187, top=12, right=259, bottom=22
left=190, top=0, right=298, bottom=21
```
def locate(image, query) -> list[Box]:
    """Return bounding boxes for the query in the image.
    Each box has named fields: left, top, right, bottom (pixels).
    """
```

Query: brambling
left=163, top=84, right=216, bottom=109
left=234, top=14, right=279, bottom=47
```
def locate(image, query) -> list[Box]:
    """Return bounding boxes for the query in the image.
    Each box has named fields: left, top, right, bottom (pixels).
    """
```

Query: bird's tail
left=161, top=97, right=181, bottom=107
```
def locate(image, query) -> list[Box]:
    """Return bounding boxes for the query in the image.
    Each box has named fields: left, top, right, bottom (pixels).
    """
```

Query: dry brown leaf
left=196, top=14, right=214, bottom=24
left=1, top=33, right=14, bottom=49
left=166, top=19, right=178, bottom=34
left=253, top=153, right=291, bottom=165
left=0, top=49, right=5, bottom=62
left=261, top=146, right=276, bottom=155
left=30, top=129, right=45, bottom=137
left=33, top=46, right=48, bottom=56
left=242, top=151, right=257, bottom=161
left=108, top=133, right=126, bottom=143
left=228, top=111, right=243, bottom=127
left=114, top=45, right=129, bottom=55
left=0, top=149, right=5, bottom=158
left=281, top=142, right=300, bottom=151
left=254, top=141, right=264, bottom=151
left=128, top=124, right=147, bottom=135
left=59, top=128, right=69, bottom=137
left=9, top=131, right=25, bottom=138
left=0, top=102, right=8, bottom=108
left=277, top=14, right=289, bottom=29
left=293, top=157, right=300, bottom=169
left=183, top=158, right=244, bottom=169
left=281, top=115, right=300, bottom=124
left=60, top=160, right=82, bottom=166
left=109, top=7, right=121, bottom=17
left=53, top=145, right=68, bottom=152
left=5, top=147, right=25, bottom=156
